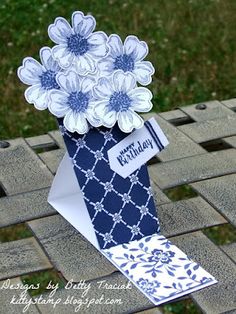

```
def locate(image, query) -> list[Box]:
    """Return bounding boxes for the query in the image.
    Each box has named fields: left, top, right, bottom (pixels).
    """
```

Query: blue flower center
left=40, top=70, right=59, bottom=90
left=114, top=54, right=135, bottom=72
left=67, top=34, right=89, bottom=56
left=67, top=91, right=89, bottom=113
left=109, top=92, right=132, bottom=112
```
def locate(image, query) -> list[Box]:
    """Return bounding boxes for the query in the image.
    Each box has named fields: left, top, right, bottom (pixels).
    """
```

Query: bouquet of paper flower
left=18, top=11, right=155, bottom=134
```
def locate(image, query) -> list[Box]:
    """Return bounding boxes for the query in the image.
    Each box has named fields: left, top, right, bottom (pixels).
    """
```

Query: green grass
left=0, top=223, right=33, bottom=242
left=162, top=299, right=202, bottom=314
left=0, top=0, right=236, bottom=139
left=203, top=224, right=236, bottom=245
left=21, top=269, right=65, bottom=296
left=163, top=185, right=198, bottom=201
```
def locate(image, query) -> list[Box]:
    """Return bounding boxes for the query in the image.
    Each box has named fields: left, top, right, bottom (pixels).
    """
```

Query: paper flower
left=48, top=71, right=100, bottom=134
left=48, top=11, right=108, bottom=74
left=18, top=11, right=155, bottom=134
left=98, top=34, right=155, bottom=85
left=17, top=47, right=61, bottom=110
left=93, top=70, right=153, bottom=133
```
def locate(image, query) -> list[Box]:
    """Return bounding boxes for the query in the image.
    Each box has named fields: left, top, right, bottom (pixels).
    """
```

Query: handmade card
left=17, top=10, right=217, bottom=306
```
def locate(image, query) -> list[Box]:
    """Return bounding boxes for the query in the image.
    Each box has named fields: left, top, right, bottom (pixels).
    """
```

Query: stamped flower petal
left=86, top=105, right=103, bottom=127
left=118, top=110, right=143, bottom=133
left=56, top=71, right=81, bottom=93
left=103, top=110, right=117, bottom=128
left=74, top=54, right=96, bottom=74
left=97, top=57, right=115, bottom=76
left=18, top=57, right=43, bottom=85
left=40, top=47, right=60, bottom=72
left=24, top=84, right=48, bottom=110
left=113, top=71, right=136, bottom=92
left=48, top=17, right=72, bottom=44
left=72, top=11, right=96, bottom=37
left=133, top=61, right=155, bottom=85
left=107, top=34, right=123, bottom=58
left=64, top=110, right=89, bottom=134
left=131, top=99, right=153, bottom=112
left=52, top=45, right=74, bottom=69
left=80, top=76, right=96, bottom=94
left=128, top=86, right=153, bottom=112
left=124, top=35, right=148, bottom=61
left=93, top=77, right=114, bottom=98
left=130, top=111, right=144, bottom=129
left=94, top=100, right=109, bottom=119
left=48, top=90, right=70, bottom=117
left=87, top=31, right=108, bottom=58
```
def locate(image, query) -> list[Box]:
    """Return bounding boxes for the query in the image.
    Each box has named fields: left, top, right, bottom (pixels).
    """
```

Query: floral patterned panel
left=102, top=233, right=217, bottom=305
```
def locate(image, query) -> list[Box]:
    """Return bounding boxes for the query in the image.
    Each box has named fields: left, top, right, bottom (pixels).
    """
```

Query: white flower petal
left=107, top=34, right=123, bottom=58
left=86, top=105, right=102, bottom=127
left=97, top=57, right=115, bottom=77
left=48, top=17, right=72, bottom=44
left=25, top=85, right=48, bottom=110
left=129, top=86, right=153, bottom=112
left=133, top=61, right=155, bottom=85
left=87, top=31, right=108, bottom=58
left=118, top=110, right=143, bottom=133
left=129, top=111, right=144, bottom=129
left=52, top=45, right=74, bottom=69
left=18, top=57, right=43, bottom=85
left=56, top=71, right=81, bottom=93
left=80, top=76, right=96, bottom=94
left=131, top=99, right=153, bottom=112
left=103, top=110, right=117, bottom=128
left=93, top=77, right=113, bottom=98
left=48, top=90, right=70, bottom=117
left=72, top=11, right=96, bottom=37
left=74, top=54, right=96, bottom=74
left=124, top=35, right=148, bottom=61
left=40, top=47, right=60, bottom=72
left=128, top=86, right=152, bottom=102
left=94, top=100, right=109, bottom=119
left=64, top=111, right=89, bottom=134
left=113, top=70, right=136, bottom=92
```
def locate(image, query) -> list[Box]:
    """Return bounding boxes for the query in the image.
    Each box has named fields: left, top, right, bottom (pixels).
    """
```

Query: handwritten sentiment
left=117, top=139, right=153, bottom=166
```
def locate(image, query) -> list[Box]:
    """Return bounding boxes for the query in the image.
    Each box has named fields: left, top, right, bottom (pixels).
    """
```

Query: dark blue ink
left=67, top=34, right=89, bottom=56
left=40, top=70, right=59, bottom=90
left=114, top=54, right=134, bottom=72
left=67, top=91, right=89, bottom=112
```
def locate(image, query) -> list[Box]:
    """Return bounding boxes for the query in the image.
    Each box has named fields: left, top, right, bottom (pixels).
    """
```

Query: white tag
left=108, top=117, right=169, bottom=178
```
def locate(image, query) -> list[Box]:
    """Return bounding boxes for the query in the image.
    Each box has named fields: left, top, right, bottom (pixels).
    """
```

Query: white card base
left=48, top=152, right=99, bottom=249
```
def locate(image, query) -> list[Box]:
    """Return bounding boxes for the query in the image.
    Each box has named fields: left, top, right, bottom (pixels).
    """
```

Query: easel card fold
left=48, top=118, right=217, bottom=306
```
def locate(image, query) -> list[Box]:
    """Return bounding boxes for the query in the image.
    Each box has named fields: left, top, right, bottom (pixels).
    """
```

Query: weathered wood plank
left=25, top=134, right=56, bottom=149
left=28, top=215, right=115, bottom=282
left=180, top=100, right=233, bottom=122
left=0, top=139, right=53, bottom=195
left=172, top=231, right=236, bottom=314
left=191, top=173, right=236, bottom=227
left=39, top=149, right=65, bottom=174
left=0, top=188, right=55, bottom=228
left=159, top=197, right=226, bottom=237
left=0, top=238, right=52, bottom=279
left=0, top=277, right=40, bottom=313
left=149, top=149, right=236, bottom=189
left=178, top=115, right=236, bottom=143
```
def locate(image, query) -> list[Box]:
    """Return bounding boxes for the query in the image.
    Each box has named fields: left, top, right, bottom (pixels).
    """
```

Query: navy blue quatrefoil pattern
left=58, top=119, right=160, bottom=249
